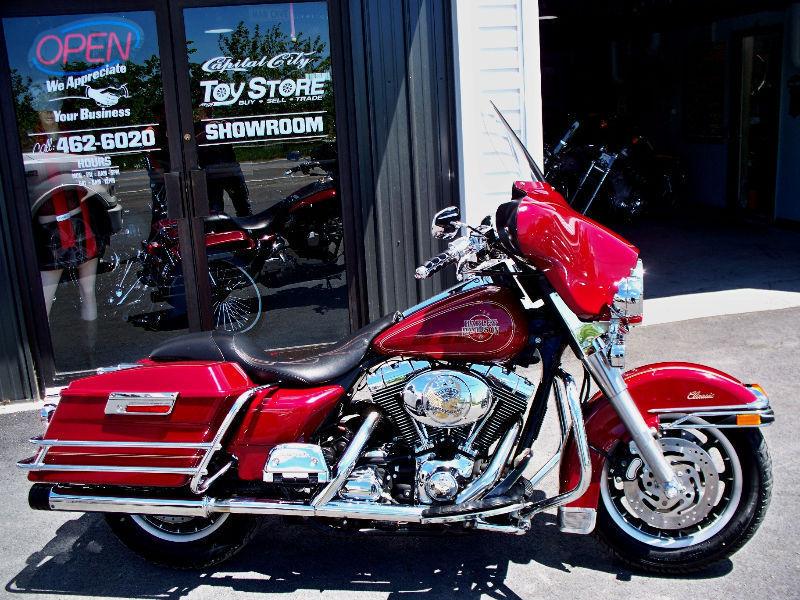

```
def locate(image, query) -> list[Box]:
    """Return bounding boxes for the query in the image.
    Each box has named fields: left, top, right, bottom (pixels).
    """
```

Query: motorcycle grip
left=415, top=251, right=453, bottom=279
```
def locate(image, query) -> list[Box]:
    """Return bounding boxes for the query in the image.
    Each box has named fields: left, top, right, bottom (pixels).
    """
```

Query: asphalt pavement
left=1, top=306, right=798, bottom=600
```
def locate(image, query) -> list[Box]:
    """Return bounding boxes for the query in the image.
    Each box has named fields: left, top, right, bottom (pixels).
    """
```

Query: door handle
left=163, top=171, right=183, bottom=219
left=190, top=168, right=210, bottom=218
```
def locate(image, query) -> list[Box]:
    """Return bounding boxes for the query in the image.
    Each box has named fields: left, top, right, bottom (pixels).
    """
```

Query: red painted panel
left=288, top=188, right=336, bottom=213
left=228, top=385, right=345, bottom=480
left=372, top=285, right=527, bottom=362
left=205, top=230, right=253, bottom=249
left=27, top=361, right=255, bottom=487
left=557, top=362, right=764, bottom=509
left=514, top=180, right=639, bottom=320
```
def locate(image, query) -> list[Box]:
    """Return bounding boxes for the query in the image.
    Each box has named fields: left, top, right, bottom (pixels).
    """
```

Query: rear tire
left=105, top=512, right=260, bottom=569
left=595, top=428, right=772, bottom=574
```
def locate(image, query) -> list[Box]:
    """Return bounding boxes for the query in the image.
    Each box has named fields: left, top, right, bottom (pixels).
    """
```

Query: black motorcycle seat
left=149, top=312, right=401, bottom=385
left=205, top=205, right=278, bottom=233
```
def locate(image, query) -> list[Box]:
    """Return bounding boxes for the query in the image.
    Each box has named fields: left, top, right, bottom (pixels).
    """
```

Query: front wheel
left=105, top=513, right=260, bottom=569
left=596, top=427, right=772, bottom=574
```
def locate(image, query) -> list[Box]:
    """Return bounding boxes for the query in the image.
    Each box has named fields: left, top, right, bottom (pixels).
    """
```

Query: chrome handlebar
left=415, top=235, right=486, bottom=280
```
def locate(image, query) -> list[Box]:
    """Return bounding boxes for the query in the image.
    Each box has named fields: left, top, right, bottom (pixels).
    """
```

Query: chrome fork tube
left=583, top=345, right=682, bottom=498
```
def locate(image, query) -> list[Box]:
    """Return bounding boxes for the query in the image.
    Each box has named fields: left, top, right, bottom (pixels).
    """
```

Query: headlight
left=613, top=259, right=644, bottom=324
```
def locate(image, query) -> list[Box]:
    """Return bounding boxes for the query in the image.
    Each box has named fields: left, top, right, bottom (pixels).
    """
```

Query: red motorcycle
left=108, top=158, right=343, bottom=333
left=19, top=106, right=773, bottom=573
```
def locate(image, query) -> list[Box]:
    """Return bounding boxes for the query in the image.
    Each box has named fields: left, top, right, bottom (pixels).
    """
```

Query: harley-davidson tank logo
left=688, top=390, right=716, bottom=400
left=461, top=314, right=500, bottom=342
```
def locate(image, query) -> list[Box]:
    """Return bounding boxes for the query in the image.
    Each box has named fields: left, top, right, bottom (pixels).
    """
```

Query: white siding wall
left=451, top=0, right=543, bottom=223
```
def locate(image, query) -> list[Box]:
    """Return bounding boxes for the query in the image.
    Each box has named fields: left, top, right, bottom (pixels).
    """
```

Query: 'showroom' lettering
left=204, top=115, right=324, bottom=142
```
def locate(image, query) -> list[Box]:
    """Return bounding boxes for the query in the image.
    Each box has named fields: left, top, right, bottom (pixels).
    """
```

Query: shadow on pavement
left=6, top=512, right=732, bottom=599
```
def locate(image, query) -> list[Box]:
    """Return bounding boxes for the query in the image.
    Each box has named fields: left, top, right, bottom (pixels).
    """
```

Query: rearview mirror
left=431, top=206, right=461, bottom=240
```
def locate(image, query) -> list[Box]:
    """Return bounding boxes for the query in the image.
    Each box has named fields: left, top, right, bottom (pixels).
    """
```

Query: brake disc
left=621, top=437, right=720, bottom=530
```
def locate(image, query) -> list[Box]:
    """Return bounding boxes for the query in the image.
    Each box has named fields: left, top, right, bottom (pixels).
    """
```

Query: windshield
left=480, top=102, right=544, bottom=188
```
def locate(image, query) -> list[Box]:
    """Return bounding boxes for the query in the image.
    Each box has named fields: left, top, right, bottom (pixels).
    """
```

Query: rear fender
left=559, top=362, right=771, bottom=509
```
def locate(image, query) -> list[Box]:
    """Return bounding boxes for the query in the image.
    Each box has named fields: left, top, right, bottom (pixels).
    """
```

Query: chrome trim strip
left=658, top=409, right=774, bottom=430
left=105, top=392, right=179, bottom=416
left=96, top=363, right=144, bottom=375
left=30, top=438, right=214, bottom=450
left=648, top=399, right=770, bottom=413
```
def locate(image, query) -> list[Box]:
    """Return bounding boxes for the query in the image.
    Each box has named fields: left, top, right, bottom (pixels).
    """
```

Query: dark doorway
left=732, top=29, right=783, bottom=220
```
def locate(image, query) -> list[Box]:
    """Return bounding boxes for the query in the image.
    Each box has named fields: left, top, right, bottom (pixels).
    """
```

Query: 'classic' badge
left=688, top=390, right=716, bottom=400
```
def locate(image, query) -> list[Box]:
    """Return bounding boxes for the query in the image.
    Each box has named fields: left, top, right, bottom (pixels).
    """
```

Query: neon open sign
left=29, top=17, right=144, bottom=76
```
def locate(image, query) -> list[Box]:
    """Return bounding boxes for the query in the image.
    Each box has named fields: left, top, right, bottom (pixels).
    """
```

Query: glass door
left=1, top=5, right=200, bottom=377
left=173, top=0, right=351, bottom=349
left=0, top=0, right=352, bottom=384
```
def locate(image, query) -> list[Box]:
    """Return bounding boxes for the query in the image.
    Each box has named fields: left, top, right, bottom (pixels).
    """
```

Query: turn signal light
left=736, top=413, right=762, bottom=426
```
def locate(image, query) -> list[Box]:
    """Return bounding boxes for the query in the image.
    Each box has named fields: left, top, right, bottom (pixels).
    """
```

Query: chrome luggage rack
left=17, top=385, right=271, bottom=494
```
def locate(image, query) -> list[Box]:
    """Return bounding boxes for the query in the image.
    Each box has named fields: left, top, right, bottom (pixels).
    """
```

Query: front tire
left=105, top=513, right=260, bottom=569
left=595, top=428, right=772, bottom=574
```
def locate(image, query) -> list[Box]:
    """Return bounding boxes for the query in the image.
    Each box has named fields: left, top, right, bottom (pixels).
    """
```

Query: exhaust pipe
left=30, top=484, right=525, bottom=524
left=30, top=484, right=428, bottom=522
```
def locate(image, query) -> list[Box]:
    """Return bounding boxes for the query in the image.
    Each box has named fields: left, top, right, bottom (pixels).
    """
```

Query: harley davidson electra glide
left=19, top=106, right=773, bottom=573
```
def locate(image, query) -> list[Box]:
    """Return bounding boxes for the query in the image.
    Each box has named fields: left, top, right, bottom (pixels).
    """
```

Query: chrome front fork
left=583, top=343, right=684, bottom=499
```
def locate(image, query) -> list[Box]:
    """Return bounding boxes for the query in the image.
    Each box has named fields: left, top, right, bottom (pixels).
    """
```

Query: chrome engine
left=346, top=360, right=534, bottom=504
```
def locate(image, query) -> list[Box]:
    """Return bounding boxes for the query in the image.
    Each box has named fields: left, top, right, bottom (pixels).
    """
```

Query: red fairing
left=228, top=385, right=345, bottom=480
left=558, top=363, right=763, bottom=509
left=514, top=180, right=639, bottom=320
left=27, top=361, right=255, bottom=487
left=372, top=285, right=527, bottom=362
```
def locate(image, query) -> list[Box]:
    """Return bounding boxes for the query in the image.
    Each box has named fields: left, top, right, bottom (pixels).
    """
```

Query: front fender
left=559, top=362, right=769, bottom=509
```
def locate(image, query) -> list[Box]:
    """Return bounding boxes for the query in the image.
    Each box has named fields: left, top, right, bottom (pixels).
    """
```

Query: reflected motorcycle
left=107, top=159, right=343, bottom=333
left=545, top=117, right=686, bottom=221
left=20, top=105, right=772, bottom=574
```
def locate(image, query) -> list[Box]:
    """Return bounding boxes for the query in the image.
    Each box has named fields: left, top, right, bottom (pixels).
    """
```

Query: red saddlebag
left=21, top=361, right=257, bottom=488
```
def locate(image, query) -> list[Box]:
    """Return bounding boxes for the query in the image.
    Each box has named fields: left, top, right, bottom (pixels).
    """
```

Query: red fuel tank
left=372, top=285, right=527, bottom=362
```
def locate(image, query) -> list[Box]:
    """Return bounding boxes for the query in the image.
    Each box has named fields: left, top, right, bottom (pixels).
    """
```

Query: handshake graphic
left=84, top=84, right=130, bottom=107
